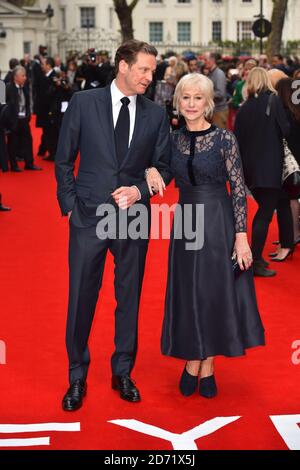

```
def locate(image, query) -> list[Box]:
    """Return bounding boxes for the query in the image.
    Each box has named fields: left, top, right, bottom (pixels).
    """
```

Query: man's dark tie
left=18, top=87, right=24, bottom=101
left=115, top=97, right=130, bottom=166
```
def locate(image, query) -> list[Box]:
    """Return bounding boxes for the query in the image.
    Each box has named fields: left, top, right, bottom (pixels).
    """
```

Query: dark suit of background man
left=41, top=57, right=57, bottom=162
left=0, top=101, right=12, bottom=210
left=6, top=66, right=41, bottom=172
left=55, top=40, right=171, bottom=411
left=3, top=58, right=19, bottom=85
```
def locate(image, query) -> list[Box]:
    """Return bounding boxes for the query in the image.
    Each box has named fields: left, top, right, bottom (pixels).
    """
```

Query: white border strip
left=0, top=422, right=80, bottom=433
left=0, top=437, right=50, bottom=447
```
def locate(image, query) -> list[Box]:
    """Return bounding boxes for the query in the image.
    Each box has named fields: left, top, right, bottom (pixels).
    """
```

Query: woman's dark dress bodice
left=171, top=125, right=247, bottom=232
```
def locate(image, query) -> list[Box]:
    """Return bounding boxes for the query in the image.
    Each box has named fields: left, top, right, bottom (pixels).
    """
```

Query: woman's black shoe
left=199, top=375, right=217, bottom=398
left=179, top=365, right=198, bottom=396
left=271, top=248, right=294, bottom=262
left=261, top=258, right=269, bottom=267
left=253, top=260, right=276, bottom=277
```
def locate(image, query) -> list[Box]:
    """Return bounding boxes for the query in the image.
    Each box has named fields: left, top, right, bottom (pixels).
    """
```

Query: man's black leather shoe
left=43, top=156, right=55, bottom=162
left=24, top=165, right=43, bottom=171
left=62, top=379, right=87, bottom=411
left=0, top=204, right=11, bottom=211
left=112, top=375, right=141, bottom=402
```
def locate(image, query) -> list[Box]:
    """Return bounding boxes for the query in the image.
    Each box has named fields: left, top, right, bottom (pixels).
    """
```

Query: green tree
left=266, top=0, right=289, bottom=58
left=113, top=0, right=140, bottom=42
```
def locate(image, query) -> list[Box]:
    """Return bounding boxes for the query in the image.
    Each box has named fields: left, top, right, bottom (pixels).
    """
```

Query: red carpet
left=0, top=123, right=300, bottom=450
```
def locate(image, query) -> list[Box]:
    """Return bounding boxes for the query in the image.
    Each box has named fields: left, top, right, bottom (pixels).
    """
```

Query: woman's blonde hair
left=173, top=73, right=215, bottom=119
left=168, top=56, right=178, bottom=67
left=246, top=66, right=276, bottom=98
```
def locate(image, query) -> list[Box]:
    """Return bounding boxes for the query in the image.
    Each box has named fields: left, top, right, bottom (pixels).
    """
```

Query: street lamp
left=258, top=0, right=264, bottom=55
left=83, top=18, right=92, bottom=50
left=253, top=0, right=272, bottom=55
left=45, top=3, right=54, bottom=56
left=46, top=3, right=54, bottom=20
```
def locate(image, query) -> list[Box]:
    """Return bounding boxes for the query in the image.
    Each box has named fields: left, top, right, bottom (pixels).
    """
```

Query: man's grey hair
left=13, top=65, right=26, bottom=78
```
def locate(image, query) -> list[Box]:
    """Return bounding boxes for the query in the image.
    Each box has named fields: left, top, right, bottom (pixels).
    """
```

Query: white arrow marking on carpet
left=109, top=416, right=241, bottom=450
left=270, top=415, right=300, bottom=450
left=0, top=437, right=50, bottom=447
left=0, top=422, right=80, bottom=433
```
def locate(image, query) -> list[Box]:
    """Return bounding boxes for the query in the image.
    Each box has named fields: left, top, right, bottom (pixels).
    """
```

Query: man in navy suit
left=55, top=40, right=171, bottom=410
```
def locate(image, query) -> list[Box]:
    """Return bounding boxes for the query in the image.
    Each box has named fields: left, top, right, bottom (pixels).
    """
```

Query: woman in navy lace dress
left=147, top=74, right=265, bottom=399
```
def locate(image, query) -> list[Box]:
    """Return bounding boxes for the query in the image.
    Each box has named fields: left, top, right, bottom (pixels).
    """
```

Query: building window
left=23, top=41, right=31, bottom=55
left=177, top=0, right=191, bottom=3
left=212, top=21, right=222, bottom=41
left=149, top=0, right=163, bottom=3
left=178, top=22, right=191, bottom=42
left=80, top=7, right=95, bottom=28
left=212, top=0, right=222, bottom=3
left=60, top=7, right=66, bottom=30
left=149, top=22, right=163, bottom=42
left=242, top=0, right=252, bottom=2
left=237, top=21, right=253, bottom=40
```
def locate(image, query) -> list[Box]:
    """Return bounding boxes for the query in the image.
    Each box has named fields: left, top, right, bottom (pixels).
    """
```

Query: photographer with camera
left=76, top=49, right=100, bottom=90
left=77, top=49, right=114, bottom=90
left=46, top=70, right=73, bottom=159
left=97, top=50, right=115, bottom=87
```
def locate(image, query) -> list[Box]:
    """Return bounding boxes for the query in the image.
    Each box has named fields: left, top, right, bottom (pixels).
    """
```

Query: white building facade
left=133, top=0, right=300, bottom=45
left=1, top=0, right=300, bottom=75
left=0, top=0, right=46, bottom=76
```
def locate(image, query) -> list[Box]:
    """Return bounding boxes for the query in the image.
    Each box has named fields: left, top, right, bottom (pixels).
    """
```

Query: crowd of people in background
left=0, top=45, right=299, bottom=277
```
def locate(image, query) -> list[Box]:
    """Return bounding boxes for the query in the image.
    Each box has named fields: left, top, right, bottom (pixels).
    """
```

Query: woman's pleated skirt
left=161, top=184, right=265, bottom=360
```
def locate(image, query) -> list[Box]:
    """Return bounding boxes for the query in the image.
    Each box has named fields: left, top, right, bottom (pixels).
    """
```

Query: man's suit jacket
left=55, top=85, right=172, bottom=226
left=34, top=69, right=56, bottom=127
left=5, top=82, right=31, bottom=130
left=0, top=104, right=11, bottom=171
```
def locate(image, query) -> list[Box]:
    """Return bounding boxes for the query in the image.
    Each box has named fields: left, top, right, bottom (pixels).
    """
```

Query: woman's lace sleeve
left=222, top=131, right=247, bottom=232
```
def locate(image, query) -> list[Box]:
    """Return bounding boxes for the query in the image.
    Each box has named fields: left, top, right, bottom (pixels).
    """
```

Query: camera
left=53, top=75, right=69, bottom=88
left=87, top=48, right=97, bottom=64
left=39, top=45, right=48, bottom=57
